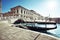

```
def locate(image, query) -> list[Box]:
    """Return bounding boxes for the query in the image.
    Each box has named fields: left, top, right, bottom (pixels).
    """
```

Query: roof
left=11, top=5, right=29, bottom=11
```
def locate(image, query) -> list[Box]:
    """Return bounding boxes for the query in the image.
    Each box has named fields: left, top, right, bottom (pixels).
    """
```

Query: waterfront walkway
left=0, top=22, right=59, bottom=40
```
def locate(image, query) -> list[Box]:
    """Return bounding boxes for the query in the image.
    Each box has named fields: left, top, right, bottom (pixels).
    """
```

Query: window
left=24, top=11, right=25, bottom=14
left=21, top=9, right=23, bottom=13
left=17, top=9, right=19, bottom=13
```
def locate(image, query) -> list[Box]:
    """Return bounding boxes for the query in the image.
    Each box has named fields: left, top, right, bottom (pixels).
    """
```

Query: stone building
left=49, top=18, right=60, bottom=23
left=0, top=5, right=43, bottom=21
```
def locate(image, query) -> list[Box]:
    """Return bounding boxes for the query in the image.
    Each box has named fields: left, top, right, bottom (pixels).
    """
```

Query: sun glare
left=47, top=1, right=57, bottom=10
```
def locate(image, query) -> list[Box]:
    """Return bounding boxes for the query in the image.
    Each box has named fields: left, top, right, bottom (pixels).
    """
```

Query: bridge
left=0, top=17, right=55, bottom=24
left=0, top=18, right=20, bottom=23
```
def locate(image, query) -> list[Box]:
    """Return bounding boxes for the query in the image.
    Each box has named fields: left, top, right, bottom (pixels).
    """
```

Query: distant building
left=49, top=18, right=60, bottom=23
left=0, top=5, right=44, bottom=21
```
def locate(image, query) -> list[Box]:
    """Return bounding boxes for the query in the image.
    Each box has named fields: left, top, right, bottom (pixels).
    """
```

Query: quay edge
left=0, top=22, right=59, bottom=40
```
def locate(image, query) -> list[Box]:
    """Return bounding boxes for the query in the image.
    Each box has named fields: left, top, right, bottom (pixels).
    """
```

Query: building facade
left=0, top=5, right=43, bottom=21
left=49, top=18, right=60, bottom=23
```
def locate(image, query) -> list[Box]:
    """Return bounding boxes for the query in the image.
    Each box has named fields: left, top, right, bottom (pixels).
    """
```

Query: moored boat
left=13, top=19, right=57, bottom=32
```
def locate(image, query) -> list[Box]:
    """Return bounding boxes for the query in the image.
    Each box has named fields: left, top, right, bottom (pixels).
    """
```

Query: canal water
left=16, top=23, right=60, bottom=38
left=34, top=23, right=60, bottom=38
left=47, top=24, right=60, bottom=38
left=25, top=23, right=60, bottom=38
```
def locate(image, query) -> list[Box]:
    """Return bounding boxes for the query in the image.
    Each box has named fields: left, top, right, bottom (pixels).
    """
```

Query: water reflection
left=47, top=24, right=60, bottom=38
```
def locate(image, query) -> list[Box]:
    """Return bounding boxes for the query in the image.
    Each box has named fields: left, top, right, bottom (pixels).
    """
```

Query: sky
left=2, top=0, right=60, bottom=17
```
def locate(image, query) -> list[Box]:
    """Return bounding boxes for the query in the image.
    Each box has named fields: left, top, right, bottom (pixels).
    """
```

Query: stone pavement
left=0, top=23, right=59, bottom=40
